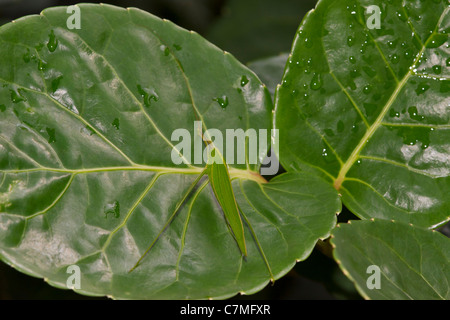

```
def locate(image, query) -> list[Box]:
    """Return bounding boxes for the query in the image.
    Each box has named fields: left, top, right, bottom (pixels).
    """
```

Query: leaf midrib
left=0, top=165, right=267, bottom=183
left=333, top=7, right=447, bottom=190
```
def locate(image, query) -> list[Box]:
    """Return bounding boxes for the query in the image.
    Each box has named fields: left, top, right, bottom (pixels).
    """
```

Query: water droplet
left=389, top=109, right=400, bottom=118
left=112, top=118, right=120, bottom=130
left=432, top=65, right=442, bottom=74
left=214, top=95, right=229, bottom=109
left=240, top=75, right=249, bottom=87
left=137, top=85, right=159, bottom=107
left=408, top=106, right=425, bottom=121
left=47, top=30, right=58, bottom=52
left=363, top=85, right=372, bottom=94
left=160, top=45, right=170, bottom=56
left=427, top=34, right=447, bottom=48
left=38, top=59, right=47, bottom=71
left=446, top=57, right=450, bottom=67
left=10, top=90, right=26, bottom=103
left=396, top=11, right=407, bottom=22
left=304, top=37, right=313, bottom=48
left=350, top=69, right=360, bottom=79
left=393, top=126, right=432, bottom=149
left=0, top=104, right=5, bottom=112
left=390, top=54, right=399, bottom=64
left=51, top=75, right=63, bottom=93
left=104, top=200, right=120, bottom=218
left=310, top=73, right=322, bottom=90
left=415, top=83, right=430, bottom=95
left=349, top=56, right=356, bottom=64
left=404, top=49, right=413, bottom=59
left=46, top=127, right=56, bottom=144
left=347, top=36, right=355, bottom=47
left=173, top=44, right=182, bottom=51
left=324, top=129, right=335, bottom=137
left=321, top=148, right=328, bottom=157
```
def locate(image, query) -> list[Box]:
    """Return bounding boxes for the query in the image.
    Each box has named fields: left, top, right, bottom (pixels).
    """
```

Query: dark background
left=0, top=0, right=368, bottom=300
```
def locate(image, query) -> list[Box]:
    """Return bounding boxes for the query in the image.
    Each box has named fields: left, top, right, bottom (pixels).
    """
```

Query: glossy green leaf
left=275, top=0, right=450, bottom=228
left=331, top=219, right=450, bottom=300
left=0, top=4, right=340, bottom=299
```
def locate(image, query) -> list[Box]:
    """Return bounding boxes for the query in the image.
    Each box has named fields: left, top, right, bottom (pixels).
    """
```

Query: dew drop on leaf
left=432, top=65, right=442, bottom=74
left=304, top=37, right=313, bottom=48
left=112, top=118, right=120, bottom=130
left=390, top=54, right=399, bottom=64
left=427, top=34, right=447, bottom=48
left=363, top=85, right=372, bottom=94
left=160, top=45, right=170, bottom=56
left=347, top=36, right=355, bottom=47
left=46, top=127, right=56, bottom=144
left=404, top=49, right=413, bottom=59
left=349, top=56, right=356, bottom=64
left=0, top=104, right=5, bottom=112
left=214, top=95, right=229, bottom=109
left=415, top=83, right=430, bottom=95
left=47, top=30, right=58, bottom=52
left=10, top=90, right=25, bottom=103
left=310, top=73, right=322, bottom=90
left=240, top=75, right=249, bottom=87
left=396, top=11, right=407, bottom=22
left=389, top=109, right=400, bottom=118
left=51, top=75, right=63, bottom=93
left=38, top=59, right=47, bottom=71
left=350, top=69, right=359, bottom=78
left=104, top=201, right=120, bottom=218
left=137, top=85, right=159, bottom=107
left=408, top=106, right=425, bottom=121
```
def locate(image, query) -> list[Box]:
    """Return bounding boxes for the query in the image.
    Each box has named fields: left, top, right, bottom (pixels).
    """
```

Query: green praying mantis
left=129, top=130, right=250, bottom=273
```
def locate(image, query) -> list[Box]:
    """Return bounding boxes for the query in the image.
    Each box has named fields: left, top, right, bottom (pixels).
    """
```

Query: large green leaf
left=0, top=4, right=340, bottom=299
left=331, top=219, right=450, bottom=300
left=275, top=0, right=450, bottom=228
